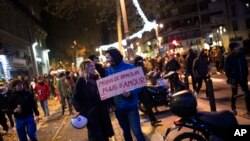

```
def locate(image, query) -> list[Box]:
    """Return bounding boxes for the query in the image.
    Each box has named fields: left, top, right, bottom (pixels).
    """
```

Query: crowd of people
left=0, top=42, right=249, bottom=141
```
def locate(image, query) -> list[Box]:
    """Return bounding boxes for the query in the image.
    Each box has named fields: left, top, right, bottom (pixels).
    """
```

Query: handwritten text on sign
left=97, top=67, right=146, bottom=100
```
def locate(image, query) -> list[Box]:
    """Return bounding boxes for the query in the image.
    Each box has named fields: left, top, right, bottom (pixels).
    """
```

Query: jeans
left=61, top=95, right=73, bottom=115
left=40, top=100, right=49, bottom=116
left=115, top=106, right=145, bottom=141
left=231, top=79, right=250, bottom=112
left=15, top=115, right=37, bottom=141
left=195, top=77, right=208, bottom=97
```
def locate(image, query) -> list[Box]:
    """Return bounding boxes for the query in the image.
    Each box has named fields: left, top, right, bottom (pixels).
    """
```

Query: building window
left=232, top=21, right=239, bottom=31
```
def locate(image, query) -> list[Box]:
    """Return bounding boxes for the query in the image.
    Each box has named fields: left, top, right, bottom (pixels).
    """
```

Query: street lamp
left=154, top=23, right=164, bottom=55
left=216, top=26, right=226, bottom=46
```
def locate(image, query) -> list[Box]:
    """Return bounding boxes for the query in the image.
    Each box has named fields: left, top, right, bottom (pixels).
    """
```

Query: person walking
left=72, top=59, right=114, bottom=141
left=185, top=49, right=197, bottom=91
left=105, top=48, right=145, bottom=141
left=192, top=50, right=210, bottom=98
left=34, top=76, right=50, bottom=117
left=134, top=56, right=161, bottom=126
left=225, top=42, right=250, bottom=116
left=0, top=82, right=15, bottom=130
left=57, top=72, right=73, bottom=115
left=8, top=79, right=39, bottom=141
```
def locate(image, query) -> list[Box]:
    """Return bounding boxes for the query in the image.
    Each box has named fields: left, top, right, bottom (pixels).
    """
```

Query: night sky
left=41, top=6, right=110, bottom=62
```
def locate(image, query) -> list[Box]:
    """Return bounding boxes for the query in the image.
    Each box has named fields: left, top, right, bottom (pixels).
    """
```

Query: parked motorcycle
left=139, top=71, right=186, bottom=113
left=163, top=90, right=238, bottom=141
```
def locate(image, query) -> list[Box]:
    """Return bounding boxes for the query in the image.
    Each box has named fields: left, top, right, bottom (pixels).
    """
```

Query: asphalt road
left=2, top=73, right=250, bottom=141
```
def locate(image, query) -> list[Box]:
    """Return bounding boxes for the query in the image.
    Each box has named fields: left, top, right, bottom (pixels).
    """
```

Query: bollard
left=205, top=77, right=216, bottom=111
left=184, top=74, right=190, bottom=90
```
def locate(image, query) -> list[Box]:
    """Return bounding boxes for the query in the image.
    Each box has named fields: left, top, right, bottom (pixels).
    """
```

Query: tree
left=42, top=0, right=172, bottom=36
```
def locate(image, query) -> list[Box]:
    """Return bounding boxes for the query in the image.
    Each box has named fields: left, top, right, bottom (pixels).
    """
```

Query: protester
left=0, top=82, right=9, bottom=134
left=192, top=50, right=210, bottom=98
left=225, top=42, right=250, bottom=116
left=72, top=59, right=114, bottom=141
left=134, top=56, right=161, bottom=126
left=8, top=79, right=39, bottom=141
left=58, top=72, right=73, bottom=115
left=105, top=48, right=145, bottom=141
left=165, top=54, right=180, bottom=74
left=34, top=76, right=50, bottom=117
left=0, top=82, right=15, bottom=130
left=185, top=49, right=197, bottom=91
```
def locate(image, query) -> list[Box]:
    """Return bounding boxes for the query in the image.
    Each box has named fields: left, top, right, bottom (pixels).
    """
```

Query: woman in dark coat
left=72, top=59, right=114, bottom=141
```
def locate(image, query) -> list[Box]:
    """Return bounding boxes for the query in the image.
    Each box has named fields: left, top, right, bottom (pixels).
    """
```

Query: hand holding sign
left=97, top=67, right=146, bottom=100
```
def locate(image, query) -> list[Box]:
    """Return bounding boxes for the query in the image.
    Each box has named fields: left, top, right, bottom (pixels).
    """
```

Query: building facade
left=140, top=0, right=250, bottom=55
left=0, top=0, right=49, bottom=81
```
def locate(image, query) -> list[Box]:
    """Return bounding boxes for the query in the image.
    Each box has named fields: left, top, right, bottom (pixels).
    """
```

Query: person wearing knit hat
left=225, top=42, right=250, bottom=116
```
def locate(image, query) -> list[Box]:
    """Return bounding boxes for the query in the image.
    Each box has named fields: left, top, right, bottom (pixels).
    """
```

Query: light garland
left=99, top=0, right=157, bottom=50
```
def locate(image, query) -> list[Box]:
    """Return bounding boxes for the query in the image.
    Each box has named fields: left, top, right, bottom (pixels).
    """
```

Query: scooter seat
left=197, top=110, right=238, bottom=128
left=146, top=85, right=166, bottom=93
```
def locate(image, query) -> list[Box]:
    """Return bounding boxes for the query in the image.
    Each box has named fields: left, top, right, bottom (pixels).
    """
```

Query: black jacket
left=8, top=90, right=39, bottom=119
left=225, top=52, right=248, bottom=82
left=165, top=59, right=180, bottom=73
left=185, top=53, right=196, bottom=74
left=0, top=90, right=13, bottom=112
left=95, top=63, right=106, bottom=78
left=193, top=55, right=209, bottom=78
left=72, top=77, right=114, bottom=139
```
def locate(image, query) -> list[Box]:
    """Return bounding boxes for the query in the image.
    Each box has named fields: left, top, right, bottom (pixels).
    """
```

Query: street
left=2, top=72, right=250, bottom=141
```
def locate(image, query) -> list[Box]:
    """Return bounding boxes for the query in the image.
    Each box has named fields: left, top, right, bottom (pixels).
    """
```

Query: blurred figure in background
left=34, top=76, right=50, bottom=117
left=225, top=42, right=250, bottom=116
left=58, top=72, right=73, bottom=116
left=185, top=49, right=197, bottom=91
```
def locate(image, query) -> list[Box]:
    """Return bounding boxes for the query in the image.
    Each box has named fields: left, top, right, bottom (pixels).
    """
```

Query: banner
left=97, top=67, right=146, bottom=100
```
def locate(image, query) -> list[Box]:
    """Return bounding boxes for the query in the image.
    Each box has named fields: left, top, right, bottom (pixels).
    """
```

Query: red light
left=172, top=40, right=178, bottom=46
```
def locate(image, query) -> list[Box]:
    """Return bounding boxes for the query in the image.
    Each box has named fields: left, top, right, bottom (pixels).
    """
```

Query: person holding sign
left=72, top=60, right=114, bottom=141
left=105, top=48, right=145, bottom=141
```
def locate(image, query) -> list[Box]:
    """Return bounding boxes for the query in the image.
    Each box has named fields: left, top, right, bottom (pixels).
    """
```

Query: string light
left=100, top=0, right=157, bottom=50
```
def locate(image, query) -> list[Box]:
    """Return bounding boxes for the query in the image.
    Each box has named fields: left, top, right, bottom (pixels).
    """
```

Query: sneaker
left=232, top=109, right=237, bottom=116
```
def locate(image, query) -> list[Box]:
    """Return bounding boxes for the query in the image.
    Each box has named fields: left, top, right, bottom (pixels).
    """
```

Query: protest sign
left=97, top=67, right=146, bottom=100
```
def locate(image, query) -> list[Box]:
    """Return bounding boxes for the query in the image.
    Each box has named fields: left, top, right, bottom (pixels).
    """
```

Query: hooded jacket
left=105, top=48, right=140, bottom=110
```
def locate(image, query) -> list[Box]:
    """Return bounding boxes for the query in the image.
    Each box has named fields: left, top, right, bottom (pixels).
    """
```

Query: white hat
left=70, top=115, right=88, bottom=129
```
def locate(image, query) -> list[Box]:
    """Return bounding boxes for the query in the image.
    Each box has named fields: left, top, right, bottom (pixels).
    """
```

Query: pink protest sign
left=97, top=67, right=146, bottom=100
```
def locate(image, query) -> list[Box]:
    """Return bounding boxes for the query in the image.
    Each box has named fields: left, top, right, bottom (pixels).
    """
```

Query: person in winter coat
left=185, top=49, right=197, bottom=91
left=8, top=79, right=39, bottom=141
left=105, top=48, right=145, bottom=141
left=0, top=82, right=14, bottom=130
left=192, top=50, right=210, bottom=97
left=0, top=82, right=8, bottom=133
left=58, top=72, right=73, bottom=115
left=72, top=59, right=114, bottom=141
left=224, top=42, right=250, bottom=116
left=34, top=76, right=50, bottom=117
left=165, top=54, right=180, bottom=74
left=134, top=56, right=161, bottom=126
